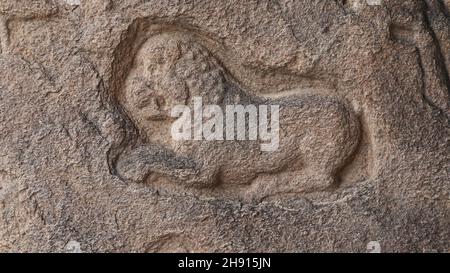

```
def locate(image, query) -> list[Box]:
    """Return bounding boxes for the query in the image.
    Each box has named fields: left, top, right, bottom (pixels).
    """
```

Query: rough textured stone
left=0, top=0, right=449, bottom=252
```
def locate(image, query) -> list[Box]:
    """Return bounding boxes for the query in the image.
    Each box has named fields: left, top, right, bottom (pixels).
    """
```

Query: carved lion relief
left=108, top=23, right=363, bottom=200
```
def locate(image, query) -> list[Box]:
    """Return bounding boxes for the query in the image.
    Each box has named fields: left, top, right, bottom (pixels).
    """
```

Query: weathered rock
left=0, top=0, right=449, bottom=252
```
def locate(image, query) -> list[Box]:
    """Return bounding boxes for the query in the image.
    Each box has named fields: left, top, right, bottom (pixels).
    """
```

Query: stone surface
left=0, top=0, right=449, bottom=252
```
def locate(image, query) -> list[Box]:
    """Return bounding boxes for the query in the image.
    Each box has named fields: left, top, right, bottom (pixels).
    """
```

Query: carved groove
left=0, top=0, right=58, bottom=55
left=389, top=1, right=450, bottom=122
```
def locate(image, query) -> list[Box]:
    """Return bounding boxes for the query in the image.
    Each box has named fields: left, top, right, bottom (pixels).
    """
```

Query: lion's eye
left=155, top=96, right=166, bottom=109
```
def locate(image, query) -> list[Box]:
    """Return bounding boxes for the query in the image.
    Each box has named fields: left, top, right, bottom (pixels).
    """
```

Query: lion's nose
left=141, top=95, right=171, bottom=121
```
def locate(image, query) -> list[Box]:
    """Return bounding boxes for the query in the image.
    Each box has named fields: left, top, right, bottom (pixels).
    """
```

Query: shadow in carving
left=389, top=1, right=450, bottom=121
